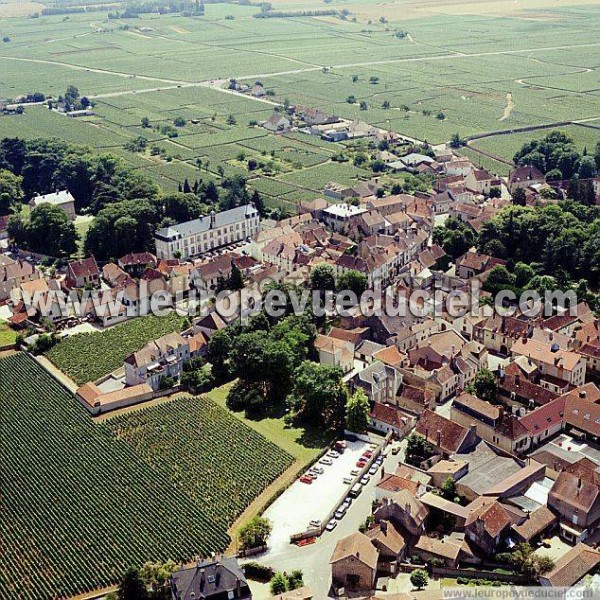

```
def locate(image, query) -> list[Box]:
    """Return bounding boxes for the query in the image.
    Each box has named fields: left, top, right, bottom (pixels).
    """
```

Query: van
left=349, top=483, right=363, bottom=498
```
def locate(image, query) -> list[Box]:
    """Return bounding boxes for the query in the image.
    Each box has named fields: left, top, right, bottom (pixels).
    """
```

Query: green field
left=0, top=353, right=293, bottom=599
left=46, top=312, right=187, bottom=384
left=1, top=4, right=598, bottom=207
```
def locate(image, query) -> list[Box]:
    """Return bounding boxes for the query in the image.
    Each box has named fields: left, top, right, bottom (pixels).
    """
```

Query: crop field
left=103, top=396, right=294, bottom=526
left=0, top=353, right=293, bottom=599
left=46, top=312, right=187, bottom=384
left=0, top=3, right=598, bottom=207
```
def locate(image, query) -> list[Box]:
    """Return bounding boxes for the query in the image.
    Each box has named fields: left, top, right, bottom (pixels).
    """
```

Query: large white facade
left=155, top=204, right=260, bottom=260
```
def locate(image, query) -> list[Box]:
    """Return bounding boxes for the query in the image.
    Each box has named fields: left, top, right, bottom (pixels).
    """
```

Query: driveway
left=251, top=437, right=409, bottom=598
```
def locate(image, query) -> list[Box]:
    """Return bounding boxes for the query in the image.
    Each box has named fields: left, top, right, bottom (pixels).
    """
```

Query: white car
left=326, top=520, right=338, bottom=531
left=319, top=457, right=333, bottom=466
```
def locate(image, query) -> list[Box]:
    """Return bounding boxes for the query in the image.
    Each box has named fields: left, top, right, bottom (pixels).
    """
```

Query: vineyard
left=46, top=313, right=187, bottom=384
left=0, top=353, right=292, bottom=599
left=103, top=396, right=294, bottom=526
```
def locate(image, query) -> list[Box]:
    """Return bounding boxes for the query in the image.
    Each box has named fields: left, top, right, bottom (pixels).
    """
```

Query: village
left=0, top=126, right=599, bottom=600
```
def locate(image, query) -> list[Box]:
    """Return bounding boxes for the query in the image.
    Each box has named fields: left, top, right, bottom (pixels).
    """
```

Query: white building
left=154, top=204, right=260, bottom=260
left=29, top=190, right=76, bottom=219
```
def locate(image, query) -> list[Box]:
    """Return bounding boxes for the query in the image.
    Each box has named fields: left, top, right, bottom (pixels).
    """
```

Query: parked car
left=309, top=519, right=322, bottom=528
left=300, top=475, right=313, bottom=484
left=360, top=475, right=370, bottom=485
left=320, top=458, right=333, bottom=466
left=343, top=476, right=353, bottom=485
left=326, top=519, right=338, bottom=531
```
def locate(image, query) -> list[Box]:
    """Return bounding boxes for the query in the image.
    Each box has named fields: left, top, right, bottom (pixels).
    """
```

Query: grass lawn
left=205, top=383, right=330, bottom=464
left=0, top=323, right=17, bottom=347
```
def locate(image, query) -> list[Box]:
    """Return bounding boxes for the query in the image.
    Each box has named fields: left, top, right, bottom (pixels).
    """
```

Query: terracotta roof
left=549, top=470, right=599, bottom=513
left=365, top=521, right=406, bottom=555
left=541, top=543, right=600, bottom=587
left=414, top=536, right=461, bottom=561
left=329, top=532, right=379, bottom=570
left=416, top=409, right=473, bottom=454
left=68, top=256, right=99, bottom=279
left=511, top=506, right=557, bottom=541
left=371, top=403, right=412, bottom=431
left=519, top=396, right=566, bottom=434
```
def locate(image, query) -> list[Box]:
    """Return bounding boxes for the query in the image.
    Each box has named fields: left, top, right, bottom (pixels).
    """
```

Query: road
left=251, top=438, right=409, bottom=598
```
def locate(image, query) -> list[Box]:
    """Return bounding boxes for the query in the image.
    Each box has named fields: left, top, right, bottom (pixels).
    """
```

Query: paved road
left=251, top=438, right=408, bottom=598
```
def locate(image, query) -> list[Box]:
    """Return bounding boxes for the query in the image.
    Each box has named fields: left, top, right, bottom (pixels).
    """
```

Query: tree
left=310, top=263, right=335, bottom=291
left=405, top=433, right=434, bottom=466
left=439, top=476, right=457, bottom=501
left=269, top=572, right=289, bottom=595
left=0, top=169, right=24, bottom=213
left=206, top=329, right=232, bottom=383
left=345, top=388, right=370, bottom=433
left=26, top=204, right=79, bottom=257
left=117, top=567, right=148, bottom=600
left=288, top=361, right=346, bottom=429
left=337, top=269, right=367, bottom=296
left=410, top=569, right=428, bottom=590
left=238, top=516, right=272, bottom=550
left=470, top=368, right=498, bottom=402
left=512, top=187, right=526, bottom=206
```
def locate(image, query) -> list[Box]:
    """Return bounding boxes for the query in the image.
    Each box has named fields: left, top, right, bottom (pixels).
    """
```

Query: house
left=455, top=251, right=505, bottom=279
left=562, top=383, right=600, bottom=443
left=508, top=165, right=545, bottom=193
left=511, top=338, right=586, bottom=389
left=124, top=332, right=190, bottom=390
left=451, top=392, right=530, bottom=454
left=0, top=257, right=39, bottom=302
left=374, top=490, right=428, bottom=537
left=518, top=395, right=566, bottom=449
left=547, top=470, right=600, bottom=543
left=375, top=473, right=426, bottom=500
left=365, top=521, right=406, bottom=564
left=413, top=536, right=462, bottom=567
left=330, top=532, right=379, bottom=590
left=315, top=334, right=354, bottom=373
left=415, top=409, right=479, bottom=457
left=67, top=256, right=100, bottom=289
left=510, top=505, right=557, bottom=545
left=464, top=496, right=512, bottom=556
left=29, top=189, right=76, bottom=219
left=352, top=361, right=401, bottom=404
left=539, top=543, right=600, bottom=587
left=170, top=557, right=252, bottom=600
left=155, top=205, right=260, bottom=260
left=370, top=402, right=415, bottom=438
left=321, top=203, right=367, bottom=233
left=118, top=252, right=157, bottom=276
left=264, top=112, right=291, bottom=132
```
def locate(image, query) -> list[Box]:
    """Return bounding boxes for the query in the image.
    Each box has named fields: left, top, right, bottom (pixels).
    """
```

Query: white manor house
left=155, top=204, right=260, bottom=260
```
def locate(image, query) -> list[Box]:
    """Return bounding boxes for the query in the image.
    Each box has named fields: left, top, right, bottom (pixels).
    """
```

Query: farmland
left=0, top=3, right=598, bottom=203
left=46, top=312, right=187, bottom=384
left=0, top=353, right=294, bottom=599
left=103, top=395, right=294, bottom=526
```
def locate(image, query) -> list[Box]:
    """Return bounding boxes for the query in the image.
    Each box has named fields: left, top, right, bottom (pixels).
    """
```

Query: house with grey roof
left=155, top=204, right=260, bottom=260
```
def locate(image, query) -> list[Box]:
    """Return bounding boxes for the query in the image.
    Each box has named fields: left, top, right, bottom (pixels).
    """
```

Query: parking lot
left=262, top=438, right=382, bottom=554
